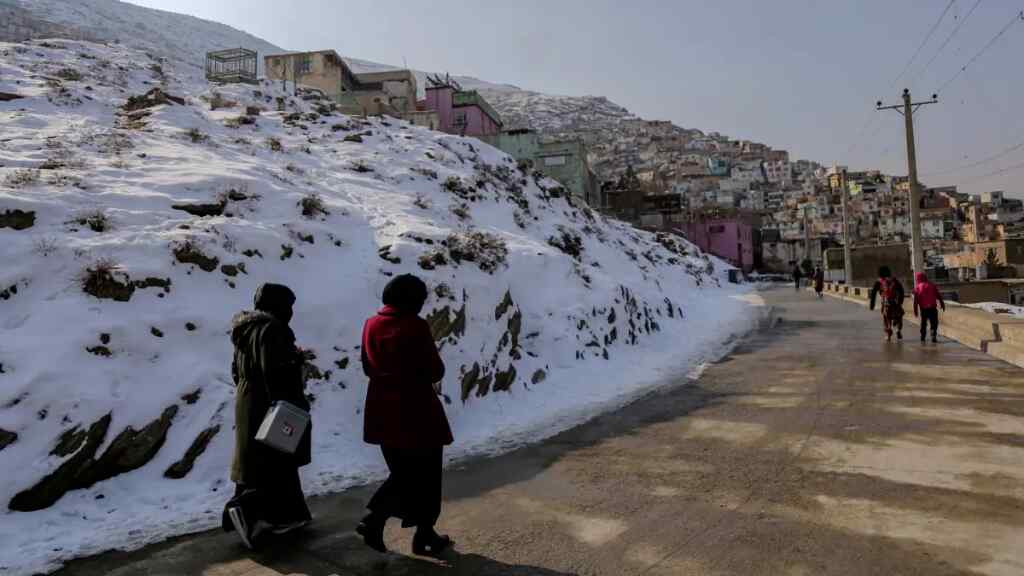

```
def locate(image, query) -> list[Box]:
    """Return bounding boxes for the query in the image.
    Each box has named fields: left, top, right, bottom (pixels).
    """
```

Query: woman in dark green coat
left=223, top=283, right=312, bottom=548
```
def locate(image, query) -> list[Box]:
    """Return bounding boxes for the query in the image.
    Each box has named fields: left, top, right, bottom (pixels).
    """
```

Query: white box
left=255, top=401, right=309, bottom=454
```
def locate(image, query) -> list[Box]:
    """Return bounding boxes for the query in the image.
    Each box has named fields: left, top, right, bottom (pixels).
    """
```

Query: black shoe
left=921, top=335, right=926, bottom=343
left=269, top=519, right=310, bottom=535
left=897, top=331, right=903, bottom=340
left=356, top=514, right=387, bottom=553
left=412, top=528, right=453, bottom=556
left=932, top=334, right=938, bottom=343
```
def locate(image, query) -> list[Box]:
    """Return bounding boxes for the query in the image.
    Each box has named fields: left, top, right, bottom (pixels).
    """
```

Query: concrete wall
left=265, top=52, right=347, bottom=99
left=537, top=139, right=592, bottom=202
left=479, top=132, right=596, bottom=204
left=846, top=243, right=912, bottom=288
left=404, top=110, right=439, bottom=130
left=938, top=281, right=1012, bottom=305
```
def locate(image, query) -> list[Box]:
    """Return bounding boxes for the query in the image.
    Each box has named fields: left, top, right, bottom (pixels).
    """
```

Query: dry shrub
left=299, top=194, right=329, bottom=218
left=207, top=91, right=237, bottom=111
left=185, top=128, right=209, bottom=144
left=3, top=169, right=40, bottom=188
left=69, top=209, right=111, bottom=232
left=80, top=258, right=134, bottom=301
left=444, top=231, right=508, bottom=274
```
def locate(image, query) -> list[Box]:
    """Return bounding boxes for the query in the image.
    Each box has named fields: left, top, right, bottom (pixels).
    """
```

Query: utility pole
left=840, top=167, right=852, bottom=284
left=803, top=204, right=810, bottom=269
left=877, top=89, right=938, bottom=276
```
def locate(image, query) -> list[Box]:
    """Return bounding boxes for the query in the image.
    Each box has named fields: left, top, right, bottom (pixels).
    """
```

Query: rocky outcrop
left=122, top=88, right=185, bottom=112
left=427, top=303, right=467, bottom=343
left=9, top=406, right=178, bottom=512
left=0, top=428, right=17, bottom=452
left=173, top=242, right=219, bottom=272
left=164, top=425, right=220, bottom=479
left=171, top=201, right=225, bottom=218
left=0, top=209, right=36, bottom=230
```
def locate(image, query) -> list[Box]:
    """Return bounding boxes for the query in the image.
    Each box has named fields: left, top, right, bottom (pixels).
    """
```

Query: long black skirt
left=222, top=464, right=311, bottom=531
left=367, top=446, right=443, bottom=528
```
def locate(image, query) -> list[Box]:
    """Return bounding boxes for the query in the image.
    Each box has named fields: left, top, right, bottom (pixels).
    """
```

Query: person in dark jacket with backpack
left=223, top=283, right=312, bottom=549
left=357, top=274, right=454, bottom=556
left=913, top=271, right=946, bottom=343
left=869, top=266, right=906, bottom=341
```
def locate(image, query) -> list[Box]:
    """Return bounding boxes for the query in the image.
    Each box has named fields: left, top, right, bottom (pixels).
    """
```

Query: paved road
left=58, top=289, right=1024, bottom=576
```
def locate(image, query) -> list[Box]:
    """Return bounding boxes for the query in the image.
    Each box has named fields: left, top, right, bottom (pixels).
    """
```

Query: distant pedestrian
left=792, top=264, right=803, bottom=292
left=869, top=266, right=906, bottom=341
left=913, top=271, right=945, bottom=343
left=223, top=283, right=312, bottom=549
left=357, top=274, right=454, bottom=556
left=813, top=266, right=825, bottom=298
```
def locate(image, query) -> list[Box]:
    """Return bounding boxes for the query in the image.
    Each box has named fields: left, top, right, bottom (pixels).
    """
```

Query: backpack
left=880, top=278, right=900, bottom=304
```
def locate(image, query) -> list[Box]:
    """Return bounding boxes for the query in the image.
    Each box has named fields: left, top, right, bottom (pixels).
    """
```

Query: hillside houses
left=249, top=47, right=1024, bottom=279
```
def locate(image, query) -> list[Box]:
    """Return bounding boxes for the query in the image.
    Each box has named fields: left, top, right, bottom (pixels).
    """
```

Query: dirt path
left=57, top=288, right=1024, bottom=575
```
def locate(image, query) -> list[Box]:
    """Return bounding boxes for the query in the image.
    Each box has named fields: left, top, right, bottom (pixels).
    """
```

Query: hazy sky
left=128, top=0, right=1024, bottom=196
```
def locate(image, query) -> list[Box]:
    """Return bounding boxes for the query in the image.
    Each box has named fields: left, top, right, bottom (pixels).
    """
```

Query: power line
left=910, top=0, right=984, bottom=86
left=844, top=1, right=955, bottom=158
left=938, top=9, right=1024, bottom=93
left=956, top=157, right=1024, bottom=185
left=922, top=139, right=1024, bottom=176
left=891, top=0, right=957, bottom=88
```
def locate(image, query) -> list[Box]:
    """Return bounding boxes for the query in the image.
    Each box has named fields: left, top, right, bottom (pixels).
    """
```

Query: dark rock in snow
left=180, top=389, right=201, bottom=404
left=171, top=201, right=225, bottom=218
left=0, top=209, right=36, bottom=230
left=51, top=426, right=87, bottom=457
left=0, top=428, right=17, bottom=453
left=122, top=88, right=184, bottom=112
left=164, top=425, right=220, bottom=479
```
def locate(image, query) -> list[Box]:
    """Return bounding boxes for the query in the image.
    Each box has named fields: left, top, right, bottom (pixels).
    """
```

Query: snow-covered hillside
left=0, top=40, right=757, bottom=575
left=9, top=0, right=696, bottom=182
left=14, top=0, right=285, bottom=72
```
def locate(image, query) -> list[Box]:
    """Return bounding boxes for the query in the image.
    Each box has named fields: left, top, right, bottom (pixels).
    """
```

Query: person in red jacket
left=913, top=271, right=945, bottom=343
left=356, top=274, right=454, bottom=556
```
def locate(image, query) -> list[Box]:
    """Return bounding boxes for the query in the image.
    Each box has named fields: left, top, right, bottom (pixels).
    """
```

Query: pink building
left=422, top=84, right=502, bottom=137
left=682, top=217, right=758, bottom=273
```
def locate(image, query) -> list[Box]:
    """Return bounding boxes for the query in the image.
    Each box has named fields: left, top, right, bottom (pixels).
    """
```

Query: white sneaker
left=228, top=506, right=254, bottom=549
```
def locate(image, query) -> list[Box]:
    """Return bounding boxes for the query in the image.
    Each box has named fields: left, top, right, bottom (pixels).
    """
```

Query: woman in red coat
left=356, top=274, right=454, bottom=556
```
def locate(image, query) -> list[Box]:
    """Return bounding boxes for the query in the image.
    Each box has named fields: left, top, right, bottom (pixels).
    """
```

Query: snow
left=15, top=0, right=285, bottom=73
left=0, top=39, right=758, bottom=575
left=965, top=302, right=1024, bottom=318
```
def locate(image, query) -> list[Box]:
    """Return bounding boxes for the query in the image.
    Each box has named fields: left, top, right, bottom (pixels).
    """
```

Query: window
left=709, top=224, right=725, bottom=233
left=544, top=155, right=568, bottom=167
left=297, top=56, right=312, bottom=75
left=453, top=111, right=467, bottom=127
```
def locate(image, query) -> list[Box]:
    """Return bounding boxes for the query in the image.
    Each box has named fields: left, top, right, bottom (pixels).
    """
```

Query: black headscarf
left=382, top=274, right=428, bottom=315
left=878, top=266, right=892, bottom=279
left=254, top=282, right=296, bottom=324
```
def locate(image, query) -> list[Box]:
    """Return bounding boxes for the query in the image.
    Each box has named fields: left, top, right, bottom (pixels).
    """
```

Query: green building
left=479, top=129, right=600, bottom=207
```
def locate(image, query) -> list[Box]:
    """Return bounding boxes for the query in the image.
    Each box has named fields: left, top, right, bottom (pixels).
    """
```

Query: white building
left=764, top=160, right=792, bottom=186
left=731, top=161, right=764, bottom=184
